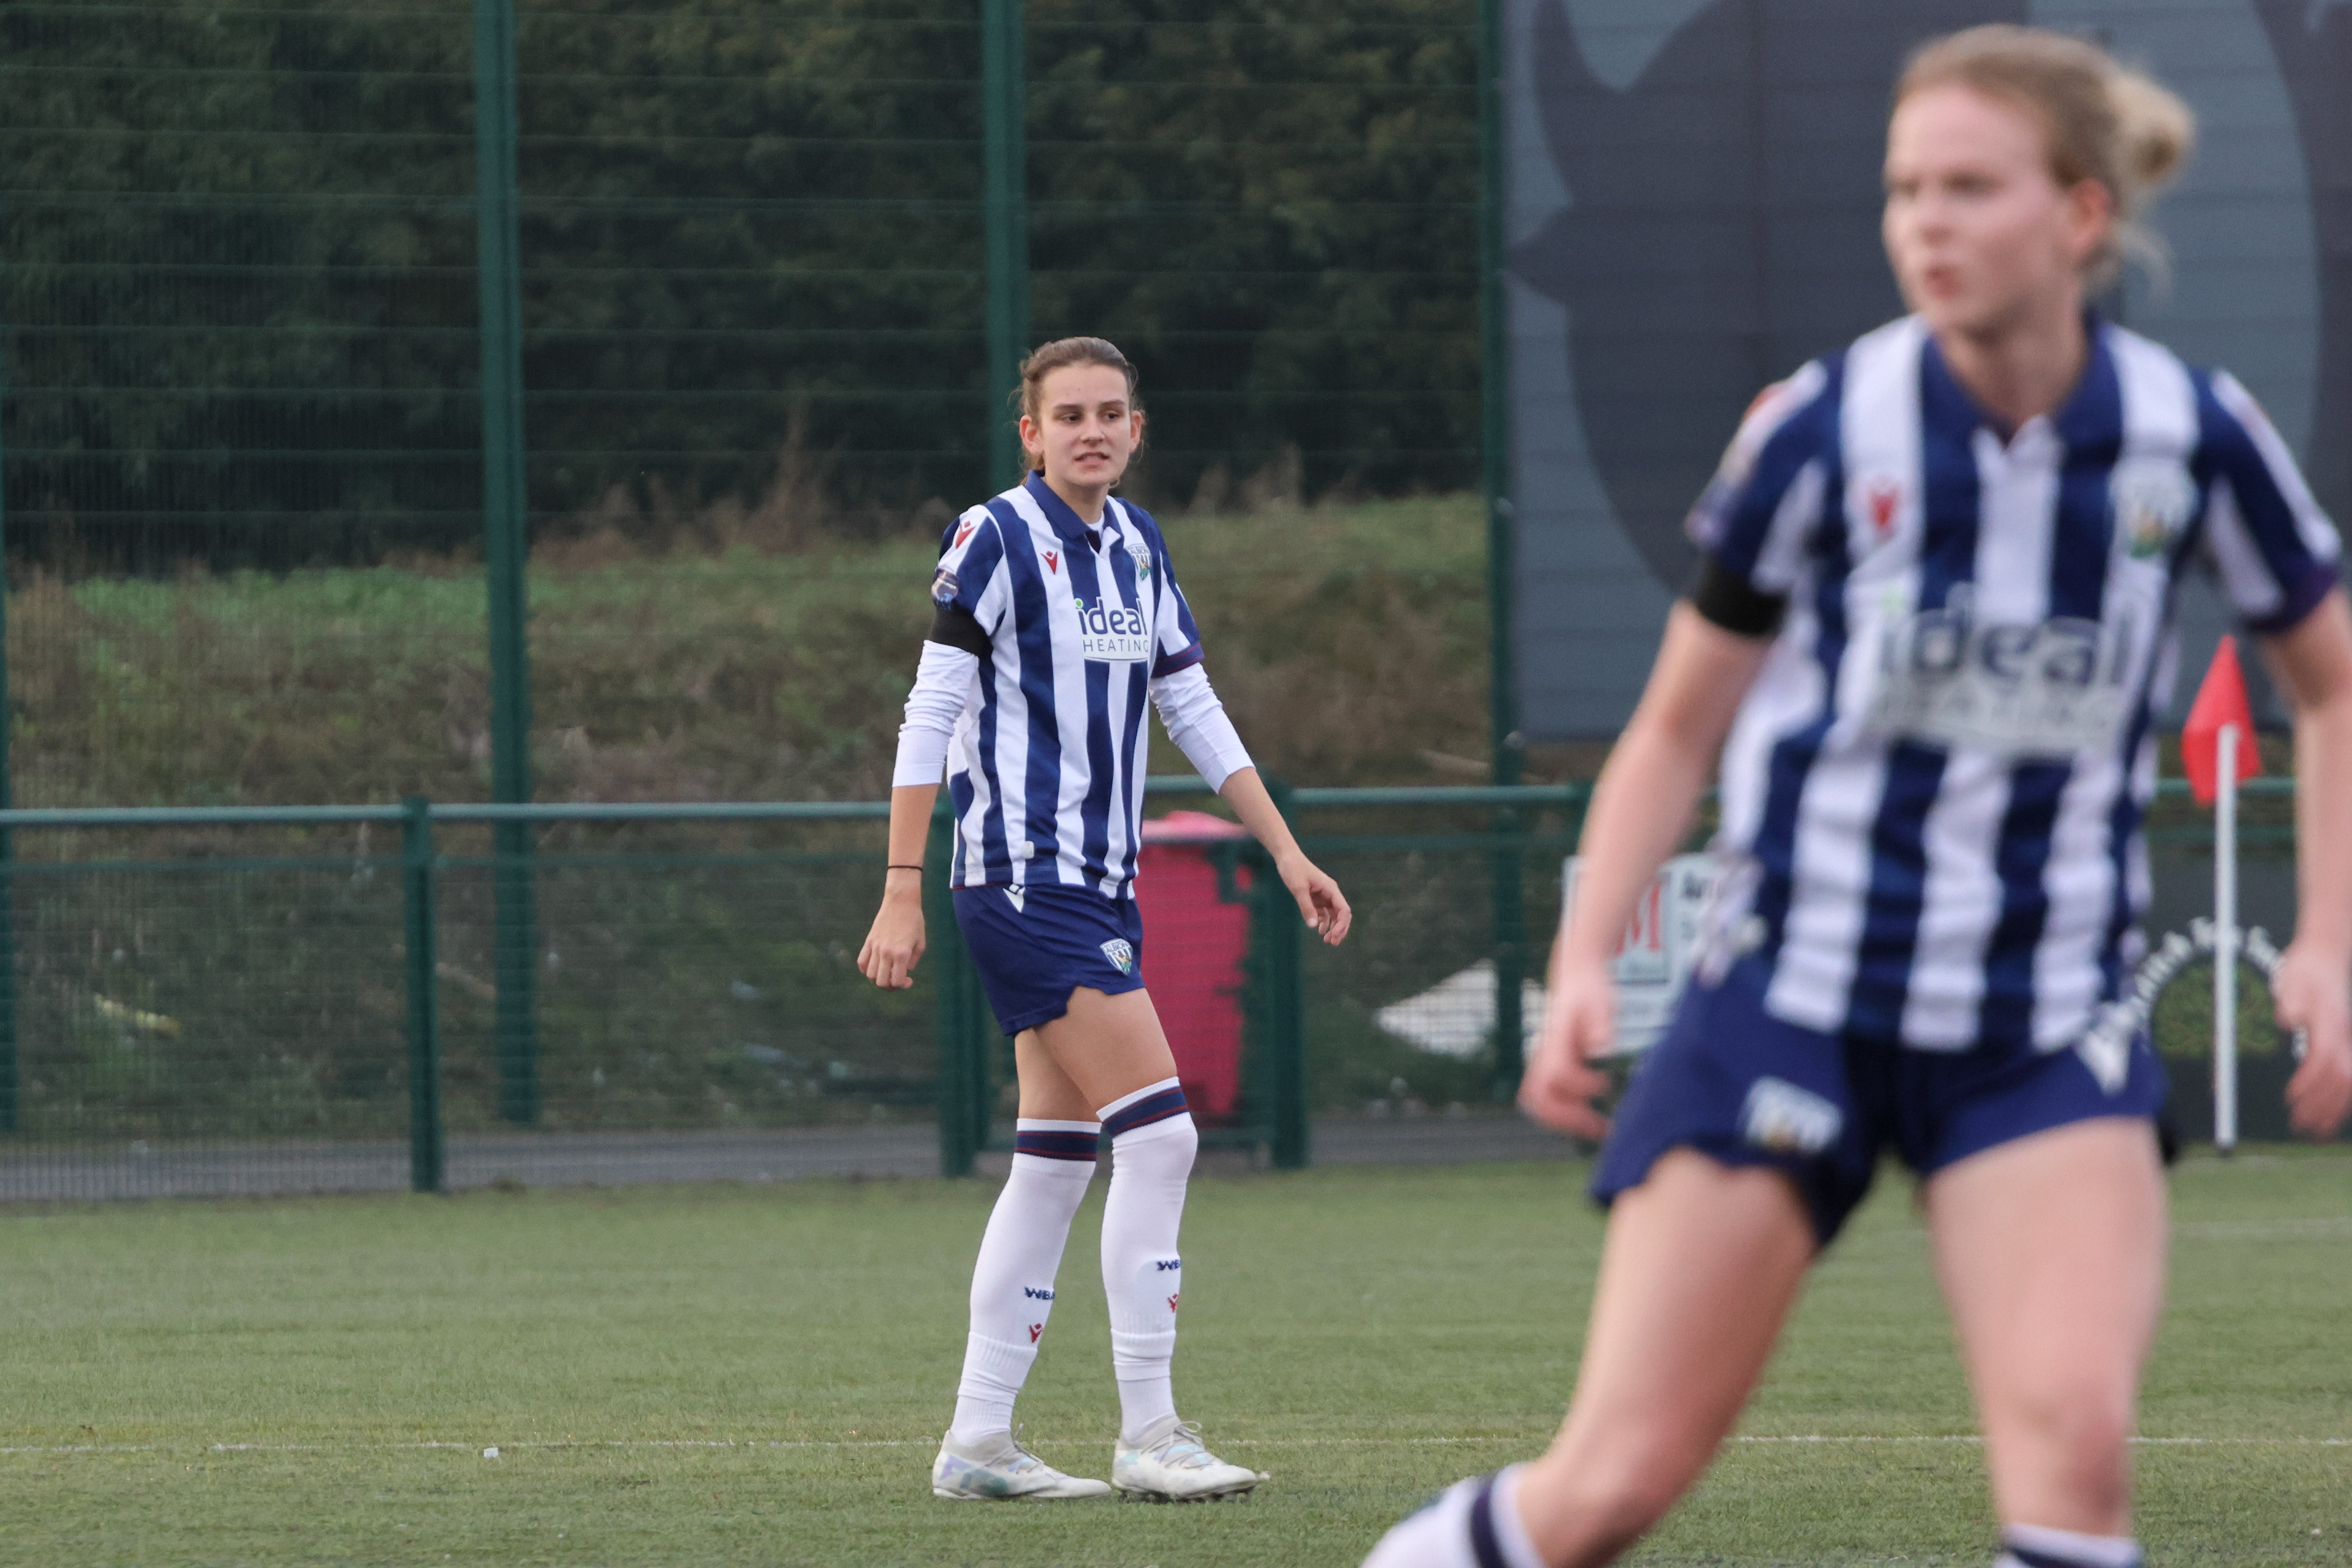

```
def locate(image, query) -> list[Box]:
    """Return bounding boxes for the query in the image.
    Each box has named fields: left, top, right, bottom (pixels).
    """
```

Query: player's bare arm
left=857, top=781, right=938, bottom=991
left=1520, top=604, right=1770, bottom=1139
left=2258, top=589, right=2352, bottom=1135
left=1217, top=764, right=1351, bottom=945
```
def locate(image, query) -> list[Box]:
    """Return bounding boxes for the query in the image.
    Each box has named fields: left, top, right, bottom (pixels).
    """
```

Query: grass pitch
left=2, top=1155, right=2348, bottom=1567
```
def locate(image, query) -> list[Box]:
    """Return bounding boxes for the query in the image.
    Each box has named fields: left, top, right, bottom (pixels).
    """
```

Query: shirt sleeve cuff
left=891, top=730, right=952, bottom=788
left=1152, top=642, right=1205, bottom=678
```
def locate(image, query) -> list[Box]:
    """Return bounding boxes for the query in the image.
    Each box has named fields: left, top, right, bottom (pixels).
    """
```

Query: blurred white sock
left=1360, top=1465, right=1543, bottom=1568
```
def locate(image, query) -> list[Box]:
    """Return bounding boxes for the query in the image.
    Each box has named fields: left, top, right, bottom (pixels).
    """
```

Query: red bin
left=1135, top=810, right=1253, bottom=1124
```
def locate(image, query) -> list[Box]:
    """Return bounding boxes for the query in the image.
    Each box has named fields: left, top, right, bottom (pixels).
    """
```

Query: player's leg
left=1037, top=988, right=1184, bottom=1452
left=1364, top=1150, right=1815, bottom=1568
left=1520, top=1152, right=1815, bottom=1561
left=946, top=1031, right=1100, bottom=1434
left=1030, top=983, right=1262, bottom=1500
left=1362, top=956, right=1874, bottom=1566
left=1926, top=1117, right=2165, bottom=1566
left=932, top=896, right=1114, bottom=1500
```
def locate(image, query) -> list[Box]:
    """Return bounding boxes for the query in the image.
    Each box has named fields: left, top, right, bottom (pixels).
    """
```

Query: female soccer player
left=1366, top=25, right=2352, bottom=1568
left=859, top=336, right=1351, bottom=1503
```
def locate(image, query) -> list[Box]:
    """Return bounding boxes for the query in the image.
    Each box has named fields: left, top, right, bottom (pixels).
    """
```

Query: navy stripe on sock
left=1102, top=1086, right=1188, bottom=1139
left=1013, top=1129, right=1101, bottom=1161
left=2004, top=1543, right=2139, bottom=1568
left=1466, top=1473, right=1507, bottom=1568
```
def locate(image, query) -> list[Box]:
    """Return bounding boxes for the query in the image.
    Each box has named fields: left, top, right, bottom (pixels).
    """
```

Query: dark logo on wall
left=1511, top=0, right=2352, bottom=592
left=2250, top=0, right=2352, bottom=535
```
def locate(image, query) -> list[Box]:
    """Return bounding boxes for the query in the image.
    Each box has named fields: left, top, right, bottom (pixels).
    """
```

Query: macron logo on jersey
left=1075, top=599, right=1150, bottom=663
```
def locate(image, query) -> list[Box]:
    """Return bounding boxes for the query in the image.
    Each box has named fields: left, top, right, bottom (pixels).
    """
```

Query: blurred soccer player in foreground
left=1366, top=25, right=2352, bottom=1568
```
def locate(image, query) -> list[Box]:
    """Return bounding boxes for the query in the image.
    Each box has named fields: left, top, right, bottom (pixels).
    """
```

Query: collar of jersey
left=1919, top=306, right=2114, bottom=451
left=1022, top=472, right=1118, bottom=548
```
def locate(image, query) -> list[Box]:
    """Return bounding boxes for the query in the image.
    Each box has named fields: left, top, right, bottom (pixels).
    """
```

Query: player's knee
left=1163, top=1110, right=1198, bottom=1168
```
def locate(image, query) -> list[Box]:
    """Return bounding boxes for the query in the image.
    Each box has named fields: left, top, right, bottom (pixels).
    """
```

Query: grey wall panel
left=1508, top=0, right=2350, bottom=740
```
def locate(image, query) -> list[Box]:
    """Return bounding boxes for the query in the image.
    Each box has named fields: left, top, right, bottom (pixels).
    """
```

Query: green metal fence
left=0, top=782, right=1600, bottom=1199
left=0, top=799, right=921, bottom=1198
left=2, top=777, right=2307, bottom=1202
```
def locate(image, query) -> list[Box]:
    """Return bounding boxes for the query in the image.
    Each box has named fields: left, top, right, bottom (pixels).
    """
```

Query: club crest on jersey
left=2110, top=457, right=2197, bottom=561
left=1075, top=598, right=1150, bottom=662
left=1740, top=1077, right=1841, bottom=1155
left=930, top=567, right=960, bottom=605
left=1100, top=938, right=1135, bottom=975
left=1127, top=538, right=1153, bottom=581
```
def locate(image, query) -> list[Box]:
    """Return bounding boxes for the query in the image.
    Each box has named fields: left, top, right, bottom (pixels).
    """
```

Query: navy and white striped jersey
left=931, top=473, right=1207, bottom=894
left=1691, top=313, right=2340, bottom=1055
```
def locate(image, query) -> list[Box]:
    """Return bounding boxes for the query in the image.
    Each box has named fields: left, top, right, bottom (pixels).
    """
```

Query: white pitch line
left=2172, top=1217, right=2352, bottom=1239
left=3, top=1434, right=2346, bottom=1456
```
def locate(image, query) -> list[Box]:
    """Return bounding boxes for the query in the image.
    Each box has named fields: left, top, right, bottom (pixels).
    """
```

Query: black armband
left=1686, top=555, right=1788, bottom=639
left=926, top=600, right=992, bottom=659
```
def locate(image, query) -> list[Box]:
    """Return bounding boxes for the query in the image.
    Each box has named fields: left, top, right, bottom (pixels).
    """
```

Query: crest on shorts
left=2110, top=457, right=2198, bottom=561
left=1099, top=938, right=1135, bottom=976
left=1740, top=1077, right=1841, bottom=1155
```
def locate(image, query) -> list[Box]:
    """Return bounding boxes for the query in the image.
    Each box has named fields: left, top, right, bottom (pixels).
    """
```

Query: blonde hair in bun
left=1897, top=25, right=2197, bottom=289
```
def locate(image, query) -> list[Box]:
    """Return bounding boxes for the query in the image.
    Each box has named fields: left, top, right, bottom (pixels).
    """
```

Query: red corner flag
left=2181, top=635, right=2262, bottom=807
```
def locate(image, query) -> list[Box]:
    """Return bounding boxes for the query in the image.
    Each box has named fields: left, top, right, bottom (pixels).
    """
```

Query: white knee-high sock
left=1096, top=1077, right=1197, bottom=1444
left=949, top=1119, right=1098, bottom=1444
left=1996, top=1524, right=2141, bottom=1568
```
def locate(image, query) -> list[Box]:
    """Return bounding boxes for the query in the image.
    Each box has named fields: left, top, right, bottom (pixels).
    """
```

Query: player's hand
left=1277, top=851, right=1352, bottom=946
left=1519, top=948, right=1615, bottom=1141
left=2272, top=938, right=2352, bottom=1138
left=857, top=876, right=927, bottom=990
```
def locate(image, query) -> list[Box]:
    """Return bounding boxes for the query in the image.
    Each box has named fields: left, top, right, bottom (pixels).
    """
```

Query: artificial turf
left=1, top=1153, right=2347, bottom=1566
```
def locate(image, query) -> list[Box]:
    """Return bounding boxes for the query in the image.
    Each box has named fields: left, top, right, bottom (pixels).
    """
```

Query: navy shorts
left=1591, top=956, right=2169, bottom=1247
left=953, top=883, right=1147, bottom=1036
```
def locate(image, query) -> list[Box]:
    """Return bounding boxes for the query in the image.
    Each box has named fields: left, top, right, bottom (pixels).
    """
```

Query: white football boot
left=1110, top=1415, right=1266, bottom=1502
left=931, top=1427, right=1113, bottom=1501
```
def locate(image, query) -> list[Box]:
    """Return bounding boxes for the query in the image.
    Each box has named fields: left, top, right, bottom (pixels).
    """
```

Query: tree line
left=0, top=0, right=1481, bottom=571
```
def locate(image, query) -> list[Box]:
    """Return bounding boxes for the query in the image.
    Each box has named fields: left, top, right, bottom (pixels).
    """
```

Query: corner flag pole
left=2184, top=634, right=2257, bottom=1155
left=2214, top=721, right=2238, bottom=1156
